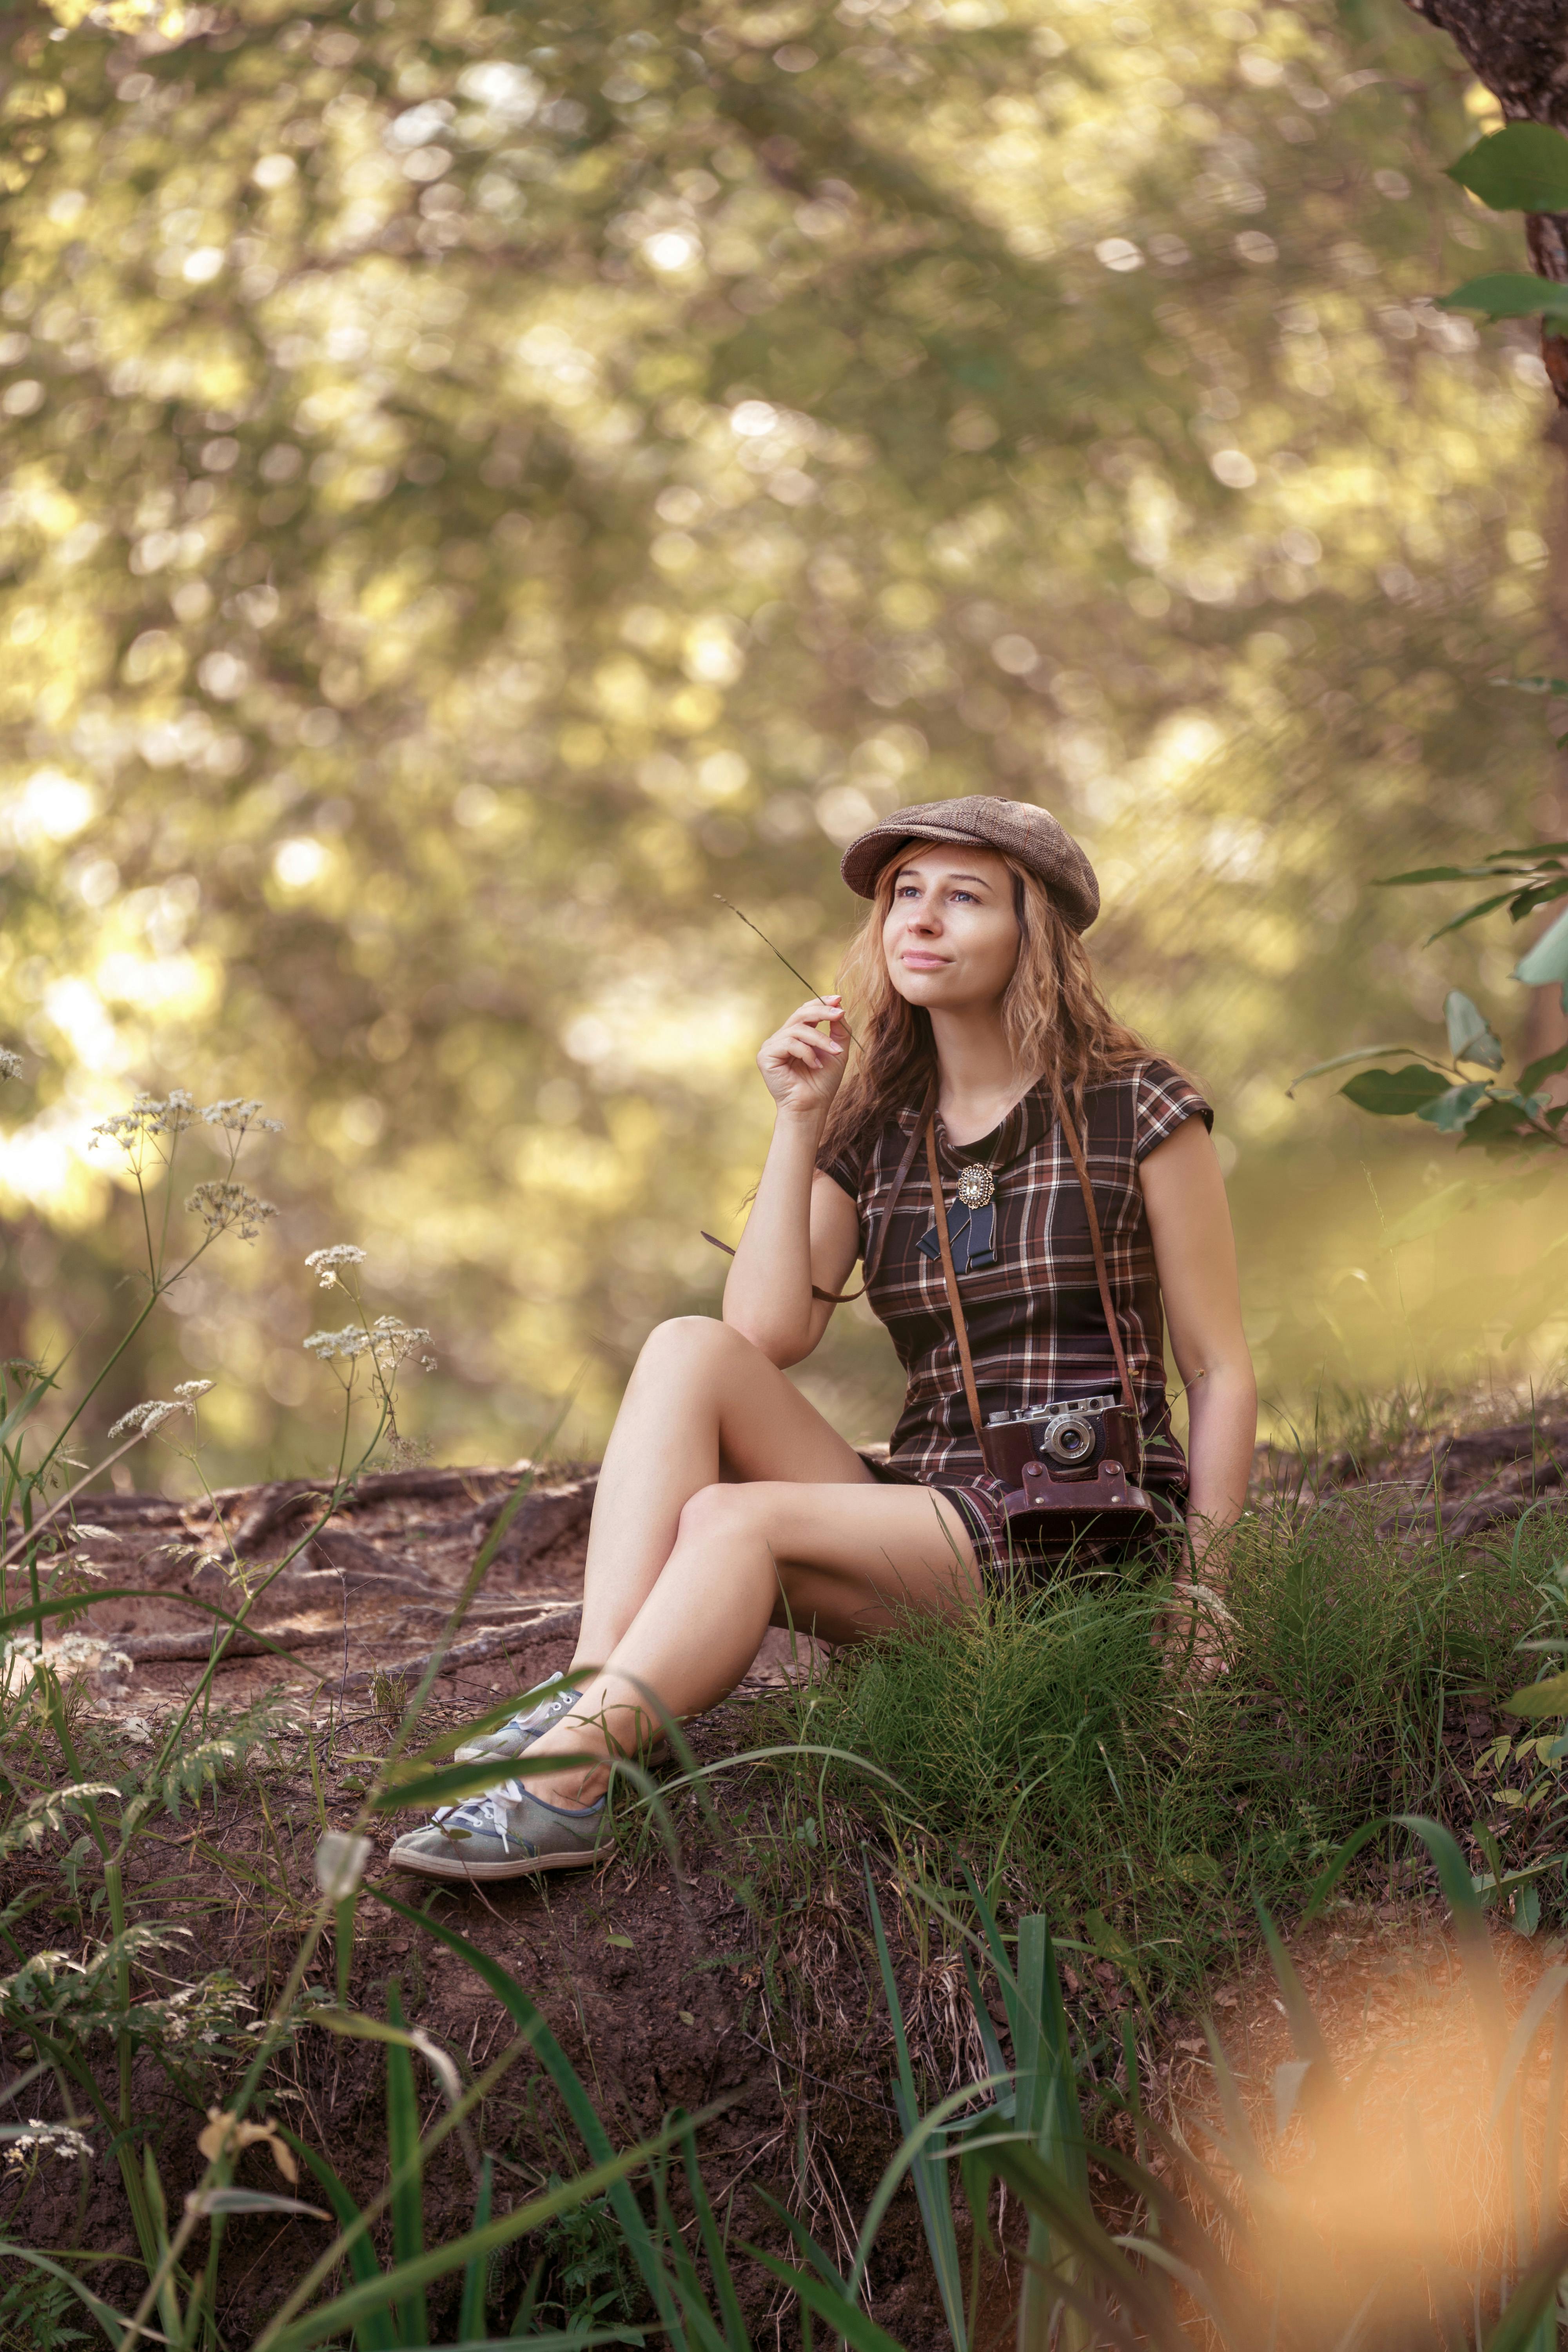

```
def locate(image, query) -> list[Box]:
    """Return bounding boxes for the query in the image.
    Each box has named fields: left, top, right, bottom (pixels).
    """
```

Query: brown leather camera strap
left=1046, top=1073, right=1141, bottom=1434
left=923, top=1116, right=993, bottom=1471
left=925, top=1079, right=1143, bottom=1478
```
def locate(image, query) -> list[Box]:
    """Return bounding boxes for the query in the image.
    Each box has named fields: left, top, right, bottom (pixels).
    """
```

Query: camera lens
left=1042, top=1413, right=1096, bottom=1465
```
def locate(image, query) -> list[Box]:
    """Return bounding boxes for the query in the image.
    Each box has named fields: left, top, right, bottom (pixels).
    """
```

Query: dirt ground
left=7, top=1420, right=1568, bottom=2341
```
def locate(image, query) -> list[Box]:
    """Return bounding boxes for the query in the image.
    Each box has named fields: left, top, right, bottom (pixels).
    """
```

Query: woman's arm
left=722, top=997, right=861, bottom=1367
left=1138, top=1116, right=1257, bottom=1572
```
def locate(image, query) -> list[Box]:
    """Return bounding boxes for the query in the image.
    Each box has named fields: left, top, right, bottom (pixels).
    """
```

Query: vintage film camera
left=984, top=1390, right=1158, bottom=1540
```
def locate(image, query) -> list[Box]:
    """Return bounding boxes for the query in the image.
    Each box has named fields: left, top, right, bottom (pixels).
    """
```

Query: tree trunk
left=1403, top=2, right=1568, bottom=399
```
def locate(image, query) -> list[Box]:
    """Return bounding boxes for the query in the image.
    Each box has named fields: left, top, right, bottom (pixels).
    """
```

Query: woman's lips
left=899, top=951, right=949, bottom=971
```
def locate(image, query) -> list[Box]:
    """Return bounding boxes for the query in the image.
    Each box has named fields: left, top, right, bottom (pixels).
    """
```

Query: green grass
left=757, top=1502, right=1558, bottom=2004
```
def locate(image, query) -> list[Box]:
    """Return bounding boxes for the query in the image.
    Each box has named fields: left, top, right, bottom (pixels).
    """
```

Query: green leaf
left=1446, top=123, right=1568, bottom=213
left=1425, top=887, right=1564, bottom=944
left=1519, top=1041, right=1568, bottom=1095
left=1455, top=1099, right=1546, bottom=1152
left=1416, top=1080, right=1494, bottom=1132
left=1339, top=1065, right=1451, bottom=1115
left=1515, top=903, right=1568, bottom=991
left=1444, top=988, right=1504, bottom=1069
left=191, top=2187, right=330, bottom=2218
left=1507, top=1670, right=1568, bottom=1719
left=1286, top=1045, right=1430, bottom=1095
left=1438, top=272, right=1568, bottom=322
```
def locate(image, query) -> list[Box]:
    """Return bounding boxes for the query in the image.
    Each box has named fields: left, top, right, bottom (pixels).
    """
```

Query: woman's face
left=880, top=846, right=1021, bottom=1013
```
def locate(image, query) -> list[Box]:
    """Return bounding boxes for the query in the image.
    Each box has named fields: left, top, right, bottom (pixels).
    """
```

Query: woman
left=391, top=796, right=1256, bottom=1882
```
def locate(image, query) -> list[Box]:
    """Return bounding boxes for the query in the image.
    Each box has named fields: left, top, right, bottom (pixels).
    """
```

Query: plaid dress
left=819, top=1058, right=1212, bottom=1568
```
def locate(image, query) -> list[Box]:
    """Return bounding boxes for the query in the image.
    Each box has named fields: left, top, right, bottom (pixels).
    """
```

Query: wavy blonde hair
left=817, top=846, right=1149, bottom=1164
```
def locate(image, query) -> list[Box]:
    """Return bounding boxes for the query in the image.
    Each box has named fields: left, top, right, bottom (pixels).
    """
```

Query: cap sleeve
left=817, top=1132, right=867, bottom=1205
left=1133, top=1058, right=1213, bottom=1163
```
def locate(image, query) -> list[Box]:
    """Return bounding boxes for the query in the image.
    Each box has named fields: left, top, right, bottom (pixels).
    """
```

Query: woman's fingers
left=757, top=995, right=850, bottom=1105
left=785, top=1011, right=843, bottom=1054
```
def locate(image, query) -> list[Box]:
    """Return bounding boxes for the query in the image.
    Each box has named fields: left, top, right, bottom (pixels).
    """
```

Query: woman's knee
left=634, top=1316, right=758, bottom=1382
left=675, top=1480, right=759, bottom=1544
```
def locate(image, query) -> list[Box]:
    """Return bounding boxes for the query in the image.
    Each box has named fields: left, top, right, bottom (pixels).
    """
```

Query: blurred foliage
left=0, top=0, right=1560, bottom=1475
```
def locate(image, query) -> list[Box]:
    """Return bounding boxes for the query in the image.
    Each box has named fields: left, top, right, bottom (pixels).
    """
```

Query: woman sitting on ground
left=391, top=796, right=1257, bottom=1881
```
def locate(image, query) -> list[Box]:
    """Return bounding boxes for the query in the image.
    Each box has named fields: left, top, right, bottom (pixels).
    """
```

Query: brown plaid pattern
left=820, top=1058, right=1212, bottom=1510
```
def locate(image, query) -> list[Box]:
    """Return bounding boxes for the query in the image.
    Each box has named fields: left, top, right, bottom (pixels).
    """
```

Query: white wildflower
left=4, top=2120, right=93, bottom=2169
left=144, top=1972, right=254, bottom=2049
left=186, top=1180, right=278, bottom=1241
left=0, top=1048, right=22, bottom=1082
left=173, top=1380, right=214, bottom=1402
left=108, top=1399, right=183, bottom=1441
left=314, top=1830, right=372, bottom=1898
left=200, top=1097, right=283, bottom=1134
left=305, top=1244, right=367, bottom=1287
left=368, top=1315, right=432, bottom=1372
left=303, top=1325, right=370, bottom=1363
left=91, top=1090, right=197, bottom=1147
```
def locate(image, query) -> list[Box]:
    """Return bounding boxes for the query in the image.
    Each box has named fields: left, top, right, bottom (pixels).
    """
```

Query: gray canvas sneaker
left=453, top=1682, right=582, bottom=1766
left=455, top=1682, right=671, bottom=1770
left=388, top=1779, right=609, bottom=1882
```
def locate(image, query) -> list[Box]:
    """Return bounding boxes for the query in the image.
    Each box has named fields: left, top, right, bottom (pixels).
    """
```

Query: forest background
left=0, top=0, right=1562, bottom=1486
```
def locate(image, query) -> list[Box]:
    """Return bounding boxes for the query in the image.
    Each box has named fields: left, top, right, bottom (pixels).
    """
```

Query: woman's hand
left=757, top=997, right=850, bottom=1122
left=1153, top=1575, right=1235, bottom=1684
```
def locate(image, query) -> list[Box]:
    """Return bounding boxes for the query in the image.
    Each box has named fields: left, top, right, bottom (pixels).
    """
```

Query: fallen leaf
left=197, top=2107, right=299, bottom=2183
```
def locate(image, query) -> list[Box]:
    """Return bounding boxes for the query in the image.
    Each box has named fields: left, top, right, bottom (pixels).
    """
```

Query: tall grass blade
left=748, top=2187, right=853, bottom=2296
left=262, top=2128, right=686, bottom=2352
left=0, top=2241, right=140, bottom=2349
left=1488, top=1966, right=1568, bottom=2129
left=745, top=2249, right=911, bottom=2352
left=1010, top=1915, right=1090, bottom=2352
left=379, top=1893, right=686, bottom=2349
left=679, top=2115, right=751, bottom=2352
left=278, top=2130, right=397, bottom=2352
left=385, top=1983, right=428, bottom=2347
left=980, top=2141, right=1186, bottom=2352
left=457, top=2154, right=493, bottom=2345
left=1253, top=1894, right=1337, bottom=2089
left=861, top=1859, right=967, bottom=2344
left=1483, top=2227, right=1568, bottom=2352
left=652, top=2143, right=732, bottom=2352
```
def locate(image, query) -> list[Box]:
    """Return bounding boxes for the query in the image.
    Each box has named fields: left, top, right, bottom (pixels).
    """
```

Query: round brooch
left=956, top=1165, right=995, bottom=1208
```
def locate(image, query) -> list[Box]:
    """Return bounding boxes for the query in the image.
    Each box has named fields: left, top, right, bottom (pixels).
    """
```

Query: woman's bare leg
left=527, top=1478, right=981, bottom=1807
left=571, top=1317, right=874, bottom=1668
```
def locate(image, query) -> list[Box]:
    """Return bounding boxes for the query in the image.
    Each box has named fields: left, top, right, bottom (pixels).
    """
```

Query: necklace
left=917, top=1127, right=1002, bottom=1274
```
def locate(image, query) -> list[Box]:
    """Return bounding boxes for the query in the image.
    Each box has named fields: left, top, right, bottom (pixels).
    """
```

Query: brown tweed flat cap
left=839, top=795, right=1100, bottom=933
